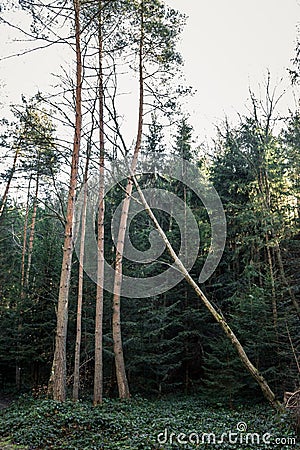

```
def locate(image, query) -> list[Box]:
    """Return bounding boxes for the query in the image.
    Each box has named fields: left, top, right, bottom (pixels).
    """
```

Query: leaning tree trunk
left=111, top=3, right=144, bottom=400
left=132, top=174, right=284, bottom=412
left=50, top=0, right=82, bottom=402
left=94, top=0, right=105, bottom=406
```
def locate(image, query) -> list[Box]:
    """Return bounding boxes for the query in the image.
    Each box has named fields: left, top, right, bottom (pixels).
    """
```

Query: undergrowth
left=0, top=395, right=298, bottom=449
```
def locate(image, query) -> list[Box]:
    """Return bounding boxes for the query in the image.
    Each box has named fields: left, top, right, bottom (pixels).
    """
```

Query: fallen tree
left=131, top=172, right=284, bottom=412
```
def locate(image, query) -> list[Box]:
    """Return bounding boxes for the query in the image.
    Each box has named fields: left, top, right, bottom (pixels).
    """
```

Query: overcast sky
left=0, top=1, right=299, bottom=143
left=165, top=0, right=300, bottom=139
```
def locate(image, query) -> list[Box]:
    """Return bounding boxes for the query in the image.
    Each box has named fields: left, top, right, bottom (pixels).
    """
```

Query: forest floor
left=0, top=395, right=298, bottom=449
left=0, top=439, right=27, bottom=450
left=0, top=397, right=27, bottom=450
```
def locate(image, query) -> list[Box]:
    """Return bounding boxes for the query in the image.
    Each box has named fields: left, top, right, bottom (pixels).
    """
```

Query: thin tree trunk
left=265, top=234, right=278, bottom=331
left=25, top=175, right=39, bottom=288
left=132, top=174, right=284, bottom=412
left=0, top=144, right=20, bottom=222
left=183, top=162, right=189, bottom=394
left=260, top=163, right=300, bottom=319
left=286, top=322, right=300, bottom=375
left=94, top=0, right=105, bottom=406
left=73, top=147, right=90, bottom=402
left=275, top=242, right=300, bottom=319
left=112, top=2, right=144, bottom=399
left=21, top=176, right=32, bottom=298
left=50, top=0, right=82, bottom=402
left=17, top=175, right=33, bottom=391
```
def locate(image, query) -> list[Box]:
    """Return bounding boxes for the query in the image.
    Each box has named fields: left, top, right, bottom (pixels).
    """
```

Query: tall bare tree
left=50, top=0, right=83, bottom=402
left=94, top=0, right=105, bottom=406
left=73, top=142, right=91, bottom=402
left=109, top=0, right=186, bottom=398
left=112, top=0, right=144, bottom=400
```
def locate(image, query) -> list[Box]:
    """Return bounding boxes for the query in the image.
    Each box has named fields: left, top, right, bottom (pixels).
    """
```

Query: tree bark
left=20, top=176, right=32, bottom=299
left=50, top=0, right=82, bottom=402
left=94, top=0, right=105, bottom=406
left=265, top=234, right=278, bottom=332
left=25, top=174, right=39, bottom=288
left=17, top=175, right=33, bottom=390
left=112, top=2, right=144, bottom=399
left=73, top=146, right=90, bottom=402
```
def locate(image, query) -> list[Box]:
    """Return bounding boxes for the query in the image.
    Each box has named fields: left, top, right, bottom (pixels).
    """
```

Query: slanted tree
left=131, top=171, right=284, bottom=411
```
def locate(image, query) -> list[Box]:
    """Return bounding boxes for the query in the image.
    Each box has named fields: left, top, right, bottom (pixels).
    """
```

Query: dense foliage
left=0, top=104, right=300, bottom=404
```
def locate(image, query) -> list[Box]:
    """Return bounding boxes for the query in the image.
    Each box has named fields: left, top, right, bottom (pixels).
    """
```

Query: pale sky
left=165, top=0, right=300, bottom=139
left=0, top=1, right=299, bottom=143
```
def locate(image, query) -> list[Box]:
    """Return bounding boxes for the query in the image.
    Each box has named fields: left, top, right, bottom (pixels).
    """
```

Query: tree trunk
left=265, top=234, right=278, bottom=332
left=94, top=0, right=105, bottom=406
left=73, top=147, right=90, bottom=402
left=20, top=176, right=32, bottom=299
left=17, top=175, right=33, bottom=391
left=15, top=365, right=21, bottom=391
left=50, top=0, right=82, bottom=402
left=132, top=174, right=284, bottom=412
left=112, top=2, right=144, bottom=399
left=275, top=242, right=300, bottom=319
left=25, top=175, right=39, bottom=288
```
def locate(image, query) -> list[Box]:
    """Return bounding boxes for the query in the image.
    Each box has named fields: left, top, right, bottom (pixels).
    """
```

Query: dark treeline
left=0, top=101, right=300, bottom=406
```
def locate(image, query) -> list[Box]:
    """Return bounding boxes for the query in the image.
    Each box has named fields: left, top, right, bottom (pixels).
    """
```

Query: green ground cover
left=0, top=396, right=298, bottom=449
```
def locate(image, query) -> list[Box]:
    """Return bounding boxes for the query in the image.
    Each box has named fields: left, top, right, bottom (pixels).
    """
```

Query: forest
left=0, top=0, right=300, bottom=449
